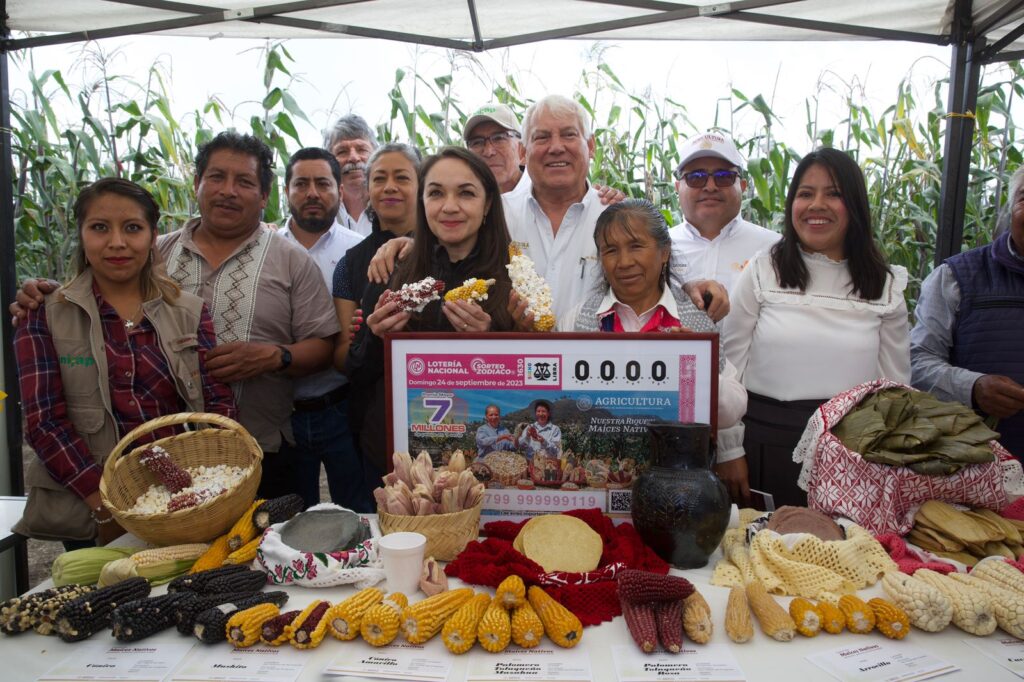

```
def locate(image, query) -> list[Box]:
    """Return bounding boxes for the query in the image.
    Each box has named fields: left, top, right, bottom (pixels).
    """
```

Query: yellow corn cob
left=881, top=572, right=953, bottom=632
left=527, top=586, right=582, bottom=648
left=816, top=600, right=846, bottom=634
left=682, top=591, right=713, bottom=644
left=287, top=600, right=331, bottom=649
left=745, top=583, right=795, bottom=641
left=725, top=586, right=753, bottom=643
left=227, top=499, right=265, bottom=551
left=477, top=597, right=512, bottom=653
left=97, top=543, right=209, bottom=586
left=511, top=600, right=545, bottom=649
left=224, top=534, right=262, bottom=565
left=838, top=594, right=876, bottom=634
left=971, top=559, right=1024, bottom=596
left=914, top=568, right=996, bottom=636
left=442, top=593, right=491, bottom=654
left=788, top=597, right=822, bottom=637
left=325, top=587, right=384, bottom=641
left=402, top=588, right=474, bottom=644
left=361, top=593, right=408, bottom=646
left=868, top=598, right=910, bottom=640
left=190, top=534, right=232, bottom=573
left=444, top=278, right=496, bottom=303
left=946, top=572, right=1024, bottom=639
left=227, top=603, right=280, bottom=648
left=495, top=574, right=526, bottom=610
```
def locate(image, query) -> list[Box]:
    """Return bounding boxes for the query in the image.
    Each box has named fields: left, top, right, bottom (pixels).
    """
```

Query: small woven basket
left=100, top=412, right=263, bottom=546
left=377, top=503, right=482, bottom=561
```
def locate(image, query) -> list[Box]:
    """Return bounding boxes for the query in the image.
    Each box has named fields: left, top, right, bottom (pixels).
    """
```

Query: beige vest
left=15, top=271, right=207, bottom=541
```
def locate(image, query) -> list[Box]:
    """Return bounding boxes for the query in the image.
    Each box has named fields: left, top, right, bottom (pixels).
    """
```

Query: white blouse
left=723, top=250, right=911, bottom=401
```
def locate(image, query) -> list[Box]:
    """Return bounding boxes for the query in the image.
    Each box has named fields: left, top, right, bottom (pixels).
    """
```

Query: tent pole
left=936, top=0, right=981, bottom=265
left=0, top=0, right=23, bottom=500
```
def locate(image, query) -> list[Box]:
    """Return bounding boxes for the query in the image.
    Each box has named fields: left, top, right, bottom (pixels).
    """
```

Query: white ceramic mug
left=378, top=531, right=427, bottom=595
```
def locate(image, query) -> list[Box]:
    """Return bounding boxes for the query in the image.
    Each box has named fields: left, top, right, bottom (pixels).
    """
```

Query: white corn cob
left=507, top=245, right=555, bottom=331
left=880, top=571, right=953, bottom=632
left=946, top=572, right=1024, bottom=639
left=970, top=559, right=1024, bottom=596
left=914, top=569, right=996, bottom=636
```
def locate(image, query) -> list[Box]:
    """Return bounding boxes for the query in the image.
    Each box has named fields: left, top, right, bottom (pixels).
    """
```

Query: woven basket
left=100, top=412, right=263, bottom=546
left=377, top=503, right=482, bottom=561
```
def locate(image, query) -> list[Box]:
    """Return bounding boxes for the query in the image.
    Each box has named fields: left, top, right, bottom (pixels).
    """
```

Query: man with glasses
left=669, top=133, right=779, bottom=293
left=463, top=104, right=528, bottom=195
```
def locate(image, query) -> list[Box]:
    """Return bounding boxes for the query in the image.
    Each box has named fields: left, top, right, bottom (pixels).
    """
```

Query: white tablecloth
left=3, top=530, right=1018, bottom=681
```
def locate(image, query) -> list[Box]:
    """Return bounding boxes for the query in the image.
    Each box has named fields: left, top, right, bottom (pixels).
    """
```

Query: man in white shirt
left=669, top=133, right=779, bottom=293
left=279, top=147, right=372, bottom=511
left=324, top=114, right=378, bottom=237
left=502, top=95, right=610, bottom=322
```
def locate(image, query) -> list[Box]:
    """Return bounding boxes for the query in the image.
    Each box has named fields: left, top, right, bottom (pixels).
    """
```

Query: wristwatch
left=277, top=345, right=292, bottom=371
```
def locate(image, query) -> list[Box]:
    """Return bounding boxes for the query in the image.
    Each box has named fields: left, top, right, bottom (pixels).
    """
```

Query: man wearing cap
left=669, top=132, right=779, bottom=293
left=463, top=104, right=528, bottom=195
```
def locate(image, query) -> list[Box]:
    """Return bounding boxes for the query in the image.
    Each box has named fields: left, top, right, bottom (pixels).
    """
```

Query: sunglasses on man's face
left=676, top=169, right=741, bottom=188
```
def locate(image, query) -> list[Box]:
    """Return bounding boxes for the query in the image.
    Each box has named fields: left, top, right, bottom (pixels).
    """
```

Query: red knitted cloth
left=875, top=533, right=955, bottom=575
left=445, top=508, right=668, bottom=626
left=1001, top=497, right=1024, bottom=522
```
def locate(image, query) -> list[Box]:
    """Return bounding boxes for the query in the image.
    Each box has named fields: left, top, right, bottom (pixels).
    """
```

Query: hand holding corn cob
left=445, top=278, right=496, bottom=303
left=507, top=245, right=555, bottom=331
left=381, top=277, right=445, bottom=313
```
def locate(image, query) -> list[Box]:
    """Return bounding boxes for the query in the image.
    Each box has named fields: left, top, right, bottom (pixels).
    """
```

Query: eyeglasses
left=466, top=131, right=520, bottom=151
left=675, top=169, right=741, bottom=188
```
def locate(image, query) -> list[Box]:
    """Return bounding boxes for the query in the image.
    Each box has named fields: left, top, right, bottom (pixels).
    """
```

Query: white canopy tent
left=1, top=0, right=1023, bottom=493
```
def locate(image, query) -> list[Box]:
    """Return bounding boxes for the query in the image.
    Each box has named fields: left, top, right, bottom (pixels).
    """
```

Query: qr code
left=608, top=489, right=632, bottom=513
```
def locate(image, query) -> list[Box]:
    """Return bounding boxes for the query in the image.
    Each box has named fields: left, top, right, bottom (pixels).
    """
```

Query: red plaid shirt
left=14, top=287, right=237, bottom=498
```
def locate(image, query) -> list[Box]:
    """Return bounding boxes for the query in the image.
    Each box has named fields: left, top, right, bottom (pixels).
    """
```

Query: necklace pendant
left=124, top=319, right=135, bottom=330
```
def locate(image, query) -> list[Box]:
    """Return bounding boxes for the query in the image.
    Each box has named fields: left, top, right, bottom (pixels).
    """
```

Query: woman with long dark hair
left=346, top=146, right=515, bottom=473
left=723, top=148, right=910, bottom=507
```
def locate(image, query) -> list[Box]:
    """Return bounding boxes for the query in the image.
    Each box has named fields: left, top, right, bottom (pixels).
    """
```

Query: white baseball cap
left=463, top=104, right=521, bottom=141
left=674, top=132, right=746, bottom=178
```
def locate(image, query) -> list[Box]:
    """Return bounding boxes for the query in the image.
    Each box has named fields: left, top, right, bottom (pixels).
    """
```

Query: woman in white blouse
left=723, top=148, right=910, bottom=507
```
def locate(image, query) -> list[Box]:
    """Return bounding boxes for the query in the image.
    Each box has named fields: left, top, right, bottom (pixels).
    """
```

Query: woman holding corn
left=560, top=199, right=750, bottom=503
left=12, top=178, right=236, bottom=548
left=347, top=146, right=515, bottom=472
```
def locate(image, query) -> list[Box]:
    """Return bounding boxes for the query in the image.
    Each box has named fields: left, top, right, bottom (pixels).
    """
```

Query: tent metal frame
left=1, top=0, right=1024, bottom=492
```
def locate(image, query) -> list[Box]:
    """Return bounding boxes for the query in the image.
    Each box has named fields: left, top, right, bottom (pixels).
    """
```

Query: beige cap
left=463, top=103, right=521, bottom=141
left=674, top=132, right=746, bottom=176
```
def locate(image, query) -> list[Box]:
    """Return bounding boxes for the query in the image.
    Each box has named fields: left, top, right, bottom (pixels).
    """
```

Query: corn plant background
left=10, top=41, right=1023, bottom=310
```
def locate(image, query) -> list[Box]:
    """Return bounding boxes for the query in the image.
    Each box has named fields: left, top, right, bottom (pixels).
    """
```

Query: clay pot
left=631, top=421, right=730, bottom=568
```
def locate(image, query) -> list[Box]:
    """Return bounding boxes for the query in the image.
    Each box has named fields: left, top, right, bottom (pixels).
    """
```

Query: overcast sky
left=9, top=34, right=972, bottom=154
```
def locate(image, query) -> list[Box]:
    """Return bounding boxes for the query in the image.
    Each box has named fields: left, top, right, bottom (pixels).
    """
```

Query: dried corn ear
left=227, top=499, right=265, bottom=552
left=881, top=572, right=952, bottom=632
left=816, top=600, right=846, bottom=634
left=838, top=594, right=876, bottom=634
left=254, top=494, right=305, bottom=531
left=324, top=587, right=383, bottom=641
left=361, top=593, right=408, bottom=646
left=725, top=586, right=753, bottom=643
left=621, top=597, right=657, bottom=653
left=192, top=591, right=289, bottom=644
left=402, top=588, right=474, bottom=644
left=168, top=564, right=249, bottom=593
left=511, top=600, right=545, bottom=649
left=110, top=592, right=193, bottom=642
left=682, top=591, right=713, bottom=644
left=261, top=609, right=300, bottom=646
left=656, top=599, right=684, bottom=653
left=56, top=577, right=152, bottom=642
left=946, top=572, right=1024, bottom=639
left=869, top=598, right=910, bottom=640
left=227, top=603, right=280, bottom=647
left=913, top=568, right=995, bottom=636
left=495, top=574, right=526, bottom=610
left=617, top=569, right=695, bottom=603
left=528, top=586, right=582, bottom=648
left=287, top=600, right=331, bottom=649
left=746, top=582, right=795, bottom=641
left=477, top=597, right=512, bottom=653
left=442, top=593, right=490, bottom=654
left=789, top=598, right=822, bottom=638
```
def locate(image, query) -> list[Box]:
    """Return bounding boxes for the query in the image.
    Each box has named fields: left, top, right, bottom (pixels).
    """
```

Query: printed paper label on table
left=464, top=645, right=591, bottom=681
left=806, top=642, right=959, bottom=682
left=964, top=637, right=1024, bottom=678
left=171, top=643, right=307, bottom=681
left=611, top=642, right=745, bottom=681
left=323, top=640, right=451, bottom=681
left=387, top=335, right=716, bottom=519
left=39, top=640, right=194, bottom=681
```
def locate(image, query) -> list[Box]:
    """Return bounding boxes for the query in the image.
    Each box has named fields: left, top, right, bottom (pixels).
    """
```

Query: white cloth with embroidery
left=255, top=504, right=386, bottom=588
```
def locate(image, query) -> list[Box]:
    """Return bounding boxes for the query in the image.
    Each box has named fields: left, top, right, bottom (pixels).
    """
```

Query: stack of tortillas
left=513, top=514, right=603, bottom=572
